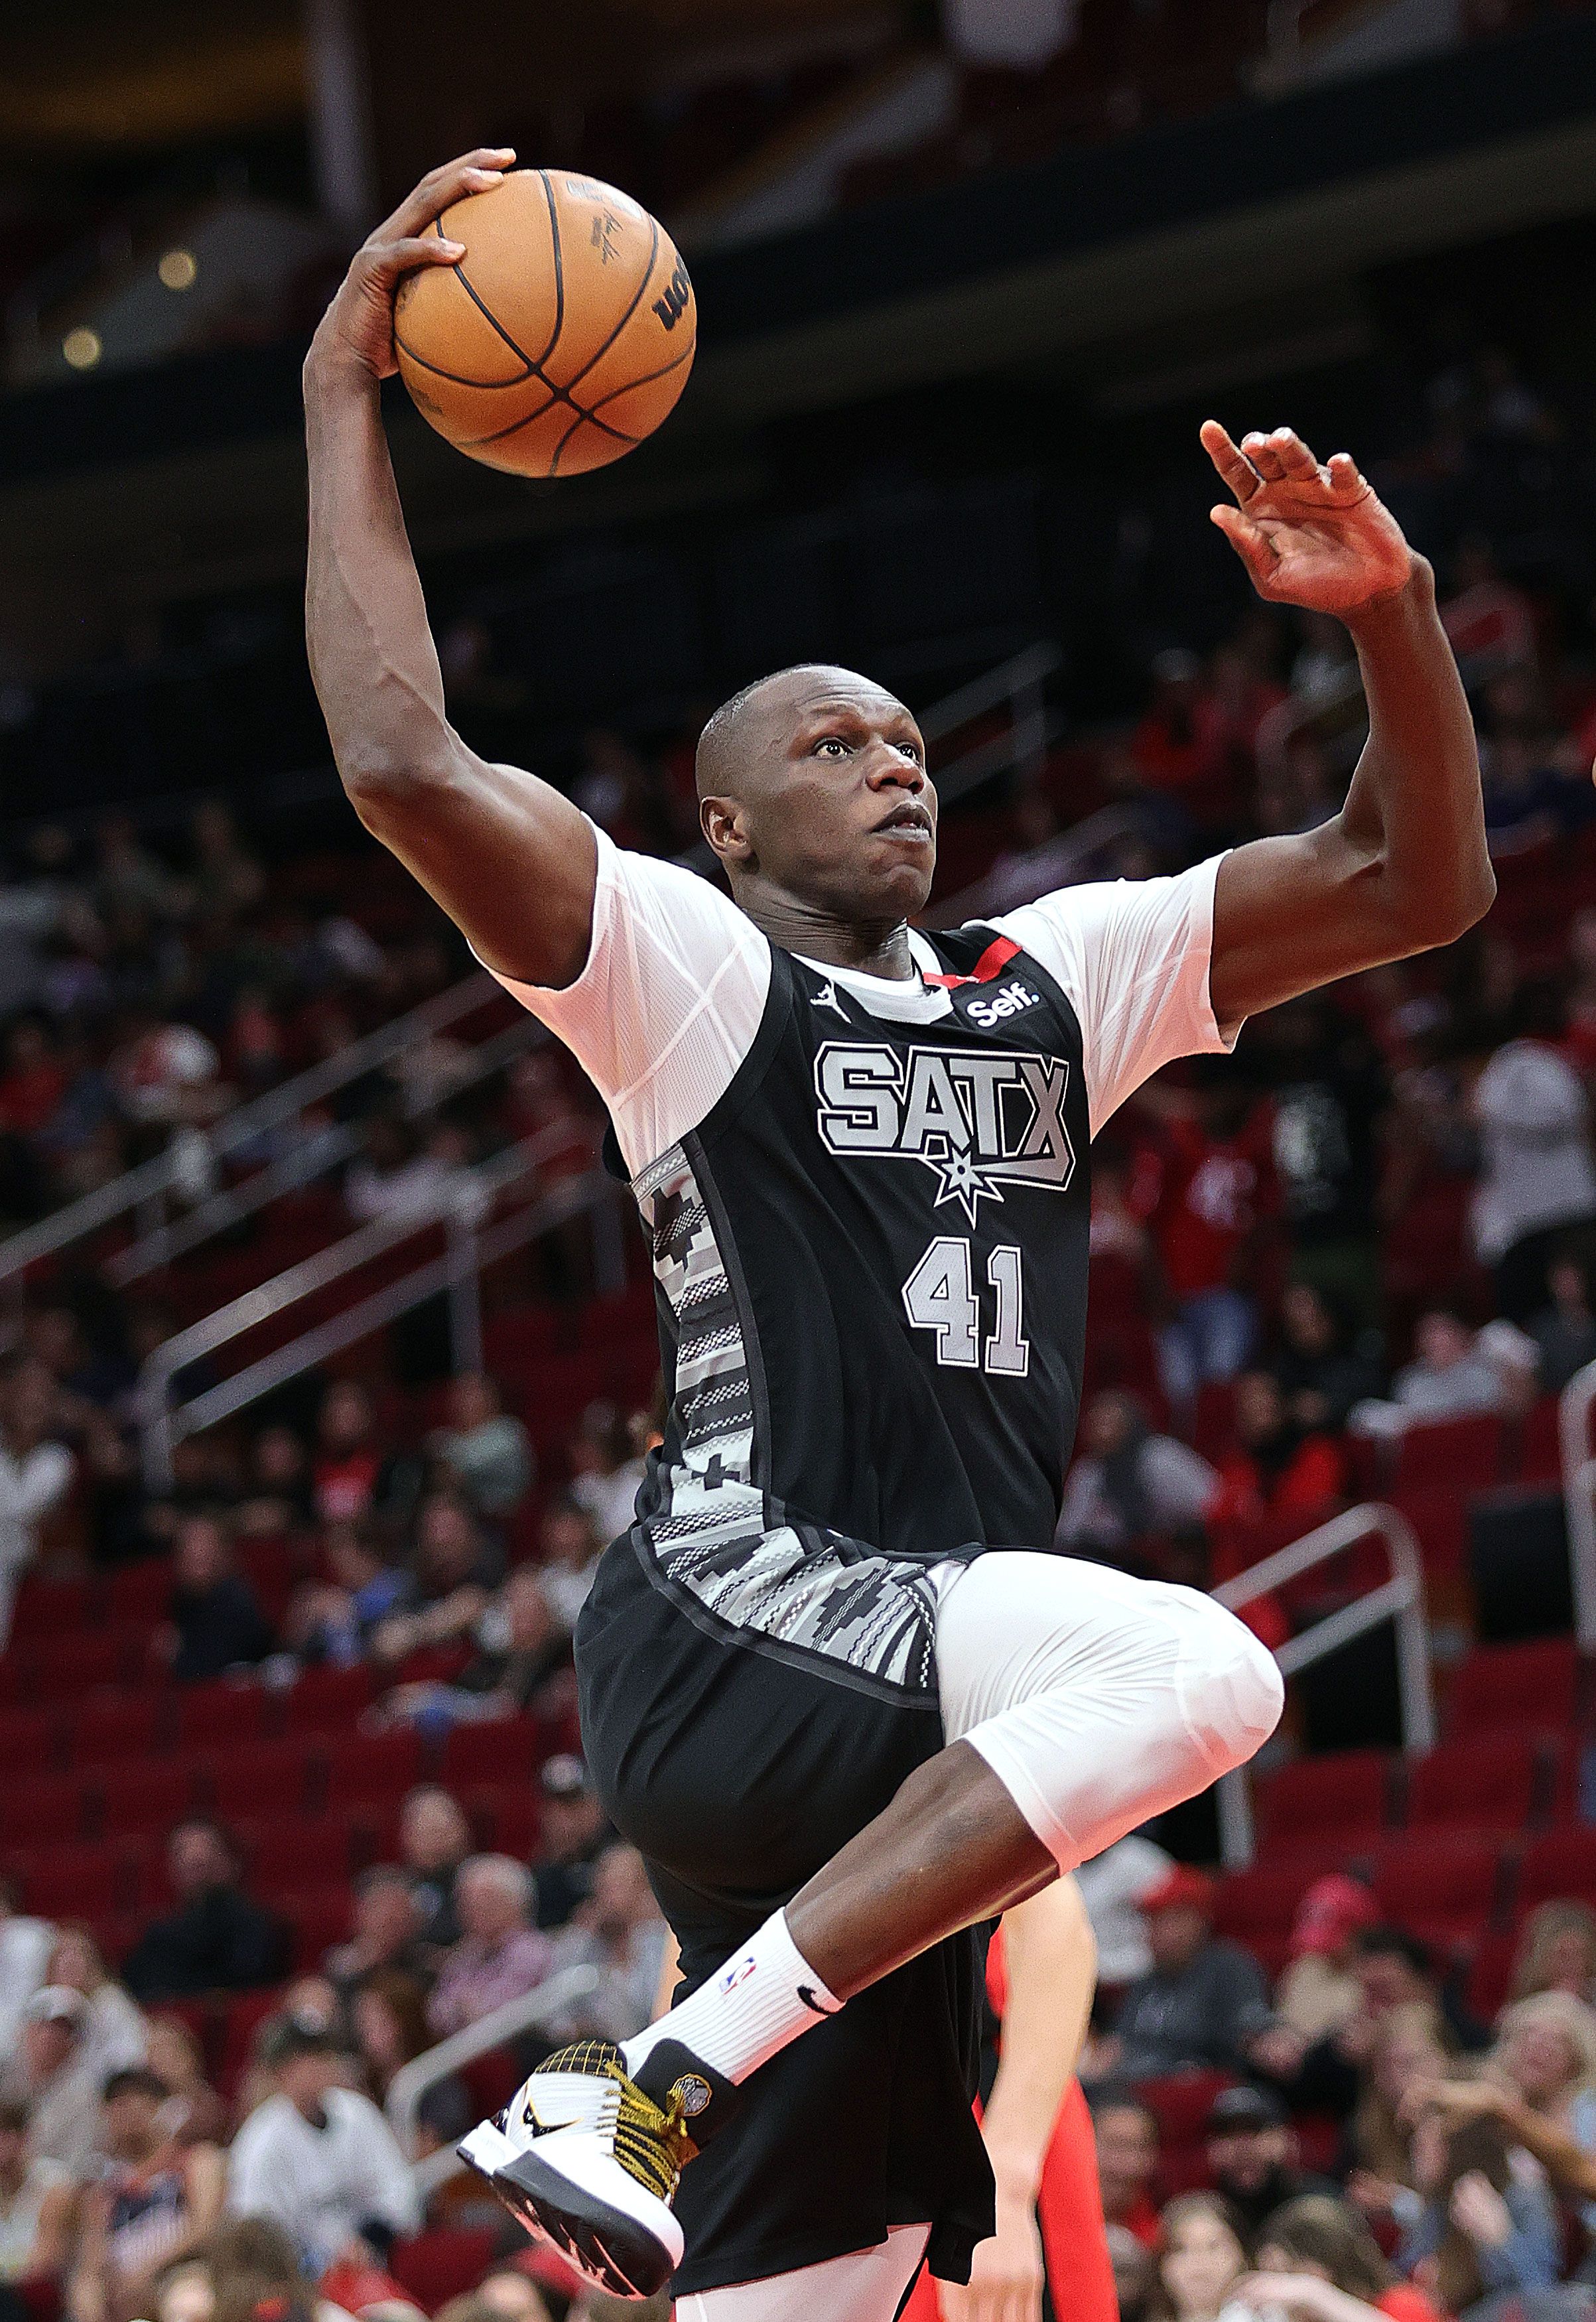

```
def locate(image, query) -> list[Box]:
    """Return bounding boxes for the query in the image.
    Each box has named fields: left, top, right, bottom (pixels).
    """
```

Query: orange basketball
left=394, top=169, right=696, bottom=478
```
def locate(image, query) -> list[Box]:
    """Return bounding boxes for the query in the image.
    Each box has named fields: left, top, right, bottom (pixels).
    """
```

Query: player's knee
left=1181, top=1598, right=1284, bottom=1777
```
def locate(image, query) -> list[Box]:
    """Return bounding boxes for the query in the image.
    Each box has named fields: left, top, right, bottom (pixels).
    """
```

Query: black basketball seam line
left=538, top=170, right=566, bottom=370
left=586, top=339, right=695, bottom=413
left=467, top=397, right=641, bottom=457
left=392, top=329, right=545, bottom=395
left=549, top=407, right=591, bottom=478
left=561, top=212, right=660, bottom=396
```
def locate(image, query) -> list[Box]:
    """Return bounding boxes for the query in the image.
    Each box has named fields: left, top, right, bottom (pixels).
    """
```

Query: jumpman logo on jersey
left=810, top=979, right=850, bottom=1022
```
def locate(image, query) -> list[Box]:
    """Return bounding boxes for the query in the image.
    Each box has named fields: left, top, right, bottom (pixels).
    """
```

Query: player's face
left=738, top=673, right=937, bottom=922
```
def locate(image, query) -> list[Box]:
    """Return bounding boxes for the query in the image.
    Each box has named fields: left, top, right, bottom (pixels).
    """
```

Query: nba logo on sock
left=718, top=1954, right=757, bottom=1994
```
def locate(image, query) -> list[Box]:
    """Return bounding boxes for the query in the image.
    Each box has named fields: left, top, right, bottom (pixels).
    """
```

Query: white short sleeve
left=482, top=822, right=772, bottom=1177
left=988, top=854, right=1237, bottom=1138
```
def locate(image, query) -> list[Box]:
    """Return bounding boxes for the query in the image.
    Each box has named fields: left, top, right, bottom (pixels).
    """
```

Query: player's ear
left=700, top=795, right=754, bottom=866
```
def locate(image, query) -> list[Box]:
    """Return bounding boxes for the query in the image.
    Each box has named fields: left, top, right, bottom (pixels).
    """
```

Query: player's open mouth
left=874, top=807, right=933, bottom=841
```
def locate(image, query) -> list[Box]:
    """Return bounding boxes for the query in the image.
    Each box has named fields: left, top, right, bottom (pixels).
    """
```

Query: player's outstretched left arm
left=1200, top=423, right=1494, bottom=1028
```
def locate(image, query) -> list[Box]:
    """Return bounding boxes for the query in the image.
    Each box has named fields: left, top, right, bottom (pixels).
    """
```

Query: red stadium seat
left=95, top=1761, right=200, bottom=1840
left=323, top=1729, right=424, bottom=1810
left=1467, top=1929, right=1521, bottom=2021
left=27, top=1632, right=138, bottom=1700
left=1213, top=1860, right=1344, bottom=1950
left=0, top=1708, right=61, bottom=1779
left=1447, top=1639, right=1579, bottom=1740
left=390, top=2230, right=497, bottom=2313
left=11, top=1576, right=97, bottom=1642
left=204, top=1738, right=319, bottom=1824
left=107, top=1561, right=175, bottom=1628
left=1254, top=1750, right=1391, bottom=1849
left=238, top=1817, right=356, bottom=1893
left=70, top=1691, right=165, bottom=1769
left=1405, top=1738, right=1542, bottom=1833
left=9, top=1843, right=123, bottom=1920
left=1136, top=2071, right=1235, bottom=2148
left=1372, top=1832, right=1505, bottom=1944
left=1518, top=1828, right=1596, bottom=1911
left=1387, top=1413, right=1502, bottom=1495
left=215, top=1988, right=289, bottom=2098
left=440, top=1715, right=543, bottom=1789
left=174, top=1680, right=273, bottom=1751
left=279, top=1885, right=353, bottom=1971
left=281, top=1664, right=376, bottom=1736
left=0, top=1775, right=88, bottom=1850
left=462, top=1788, right=541, bottom=1859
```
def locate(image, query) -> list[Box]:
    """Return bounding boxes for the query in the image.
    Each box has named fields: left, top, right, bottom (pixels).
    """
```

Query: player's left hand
left=939, top=2190, right=1045, bottom=2322
left=1201, top=421, right=1415, bottom=616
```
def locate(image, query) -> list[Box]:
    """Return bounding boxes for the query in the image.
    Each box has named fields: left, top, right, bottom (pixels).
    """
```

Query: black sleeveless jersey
left=624, top=920, right=1092, bottom=1705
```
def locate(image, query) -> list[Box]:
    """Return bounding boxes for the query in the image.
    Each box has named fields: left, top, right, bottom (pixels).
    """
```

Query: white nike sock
left=622, top=1909, right=842, bottom=2086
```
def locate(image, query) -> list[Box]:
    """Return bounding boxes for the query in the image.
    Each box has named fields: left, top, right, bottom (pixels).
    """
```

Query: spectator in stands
left=543, top=1845, right=668, bottom=2046
left=1254, top=998, right=1389, bottom=1305
left=310, top=1383, right=383, bottom=1527
left=1149, top=2192, right=1248, bottom=2322
left=535, top=1499, right=602, bottom=1637
left=44, top=1927, right=145, bottom=2090
left=1357, top=1309, right=1509, bottom=1427
left=1128, top=650, right=1227, bottom=801
left=346, top=1972, right=446, bottom=2126
left=566, top=1402, right=644, bottom=1546
left=1397, top=2112, right=1560, bottom=2308
left=1055, top=1391, right=1218, bottom=1555
left=188, top=803, right=264, bottom=923
left=1276, top=1877, right=1381, bottom=2047
left=141, top=2019, right=226, bottom=2148
left=1146, top=1073, right=1275, bottom=1414
left=1491, top=1990, right=1596, bottom=2141
left=1091, top=2094, right=1161, bottom=2250
left=323, top=1870, right=432, bottom=2006
left=1093, top=1866, right=1271, bottom=2083
left=285, top=1522, right=408, bottom=1667
left=371, top=1492, right=500, bottom=1668
left=123, top=1823, right=285, bottom=2005
left=0, top=1988, right=100, bottom=2177
left=1347, top=2004, right=1454, bottom=2221
left=531, top=1757, right=610, bottom=1933
left=427, top=1375, right=533, bottom=1524
left=0, top=1353, right=74, bottom=1649
left=226, top=2015, right=419, bottom=2280
left=1247, top=2194, right=1443, bottom=2322
left=233, top=1428, right=314, bottom=1538
left=159, top=1517, right=275, bottom=1685
left=0, top=1879, right=52, bottom=2061
left=1204, top=2086, right=1337, bottom=2239
left=1471, top=992, right=1596, bottom=1322
left=1526, top=1257, right=1596, bottom=1395
left=1075, top=1832, right=1175, bottom=1990
left=425, top=1856, right=553, bottom=2039
left=0, top=2096, right=73, bottom=2293
left=383, top=1567, right=568, bottom=1737
left=1107, top=2227, right=1156, bottom=2322
left=70, top=2065, right=225, bottom=2322
left=397, top=1788, right=470, bottom=1950
left=344, top=1109, right=476, bottom=1229
left=1207, top=1371, right=1344, bottom=1554
left=1270, top=1287, right=1384, bottom=1438
left=1510, top=1900, right=1596, bottom=2005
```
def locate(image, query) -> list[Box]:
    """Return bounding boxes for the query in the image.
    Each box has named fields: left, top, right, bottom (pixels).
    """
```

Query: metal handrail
left=135, top=1115, right=612, bottom=1486
left=106, top=1011, right=545, bottom=1285
left=1212, top=1502, right=1434, bottom=1868
left=1560, top=1357, right=1596, bottom=1653
left=386, top=1962, right=601, bottom=2185
left=0, top=968, right=511, bottom=1284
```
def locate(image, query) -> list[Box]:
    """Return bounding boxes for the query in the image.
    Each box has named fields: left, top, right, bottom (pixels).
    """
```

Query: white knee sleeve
left=935, top=1553, right=1283, bottom=1871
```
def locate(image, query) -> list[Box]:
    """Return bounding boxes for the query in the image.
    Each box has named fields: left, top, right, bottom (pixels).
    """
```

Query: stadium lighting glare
left=62, top=327, right=102, bottom=370
left=159, top=248, right=198, bottom=291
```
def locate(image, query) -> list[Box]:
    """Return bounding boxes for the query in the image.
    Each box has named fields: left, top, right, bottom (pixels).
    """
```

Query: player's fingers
left=1199, top=418, right=1260, bottom=503
left=1272, top=426, right=1321, bottom=478
left=363, top=234, right=464, bottom=281
left=1327, top=450, right=1366, bottom=494
left=1242, top=429, right=1288, bottom=484
left=1211, top=503, right=1280, bottom=587
left=387, top=149, right=515, bottom=236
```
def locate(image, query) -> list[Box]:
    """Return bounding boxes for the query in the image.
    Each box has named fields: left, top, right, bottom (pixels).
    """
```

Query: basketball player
left=304, top=151, right=1492, bottom=2318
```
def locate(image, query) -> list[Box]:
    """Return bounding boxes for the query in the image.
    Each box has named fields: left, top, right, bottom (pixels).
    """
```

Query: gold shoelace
left=534, top=2043, right=698, bottom=2204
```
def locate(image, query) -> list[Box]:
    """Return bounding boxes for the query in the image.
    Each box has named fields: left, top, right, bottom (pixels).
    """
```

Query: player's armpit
left=352, top=749, right=598, bottom=992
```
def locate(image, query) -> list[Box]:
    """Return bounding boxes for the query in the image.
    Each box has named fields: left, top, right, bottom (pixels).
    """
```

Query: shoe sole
left=458, top=2136, right=674, bottom=2301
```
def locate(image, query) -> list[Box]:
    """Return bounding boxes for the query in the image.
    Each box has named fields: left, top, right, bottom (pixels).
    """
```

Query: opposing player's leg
left=675, top=2226, right=929, bottom=2321
left=462, top=1553, right=1280, bottom=2299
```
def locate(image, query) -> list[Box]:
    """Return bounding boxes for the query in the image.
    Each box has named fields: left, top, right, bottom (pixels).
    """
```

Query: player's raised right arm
left=302, top=151, right=596, bottom=991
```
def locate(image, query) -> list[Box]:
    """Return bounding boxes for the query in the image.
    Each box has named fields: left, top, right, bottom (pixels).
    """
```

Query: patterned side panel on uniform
left=631, top=1140, right=941, bottom=1700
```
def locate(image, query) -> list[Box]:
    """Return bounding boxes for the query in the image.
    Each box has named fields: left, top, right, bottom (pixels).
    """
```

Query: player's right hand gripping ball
left=395, top=169, right=695, bottom=478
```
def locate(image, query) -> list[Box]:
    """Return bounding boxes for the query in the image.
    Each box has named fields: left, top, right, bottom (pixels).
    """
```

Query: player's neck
left=742, top=896, right=917, bottom=982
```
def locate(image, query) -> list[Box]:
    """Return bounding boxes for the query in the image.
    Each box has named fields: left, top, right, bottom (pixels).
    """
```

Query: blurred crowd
left=1083, top=1843, right=1596, bottom=2321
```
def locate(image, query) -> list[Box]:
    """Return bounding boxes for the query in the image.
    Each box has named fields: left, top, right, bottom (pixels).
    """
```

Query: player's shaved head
left=696, top=665, right=908, bottom=803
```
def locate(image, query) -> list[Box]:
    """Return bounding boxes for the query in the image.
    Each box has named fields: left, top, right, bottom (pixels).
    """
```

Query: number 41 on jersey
left=901, top=1238, right=1030, bottom=1375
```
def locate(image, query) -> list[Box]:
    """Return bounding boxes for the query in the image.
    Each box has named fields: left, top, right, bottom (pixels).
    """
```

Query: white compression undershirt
left=481, top=822, right=1238, bottom=1178
left=674, top=2223, right=931, bottom=2321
